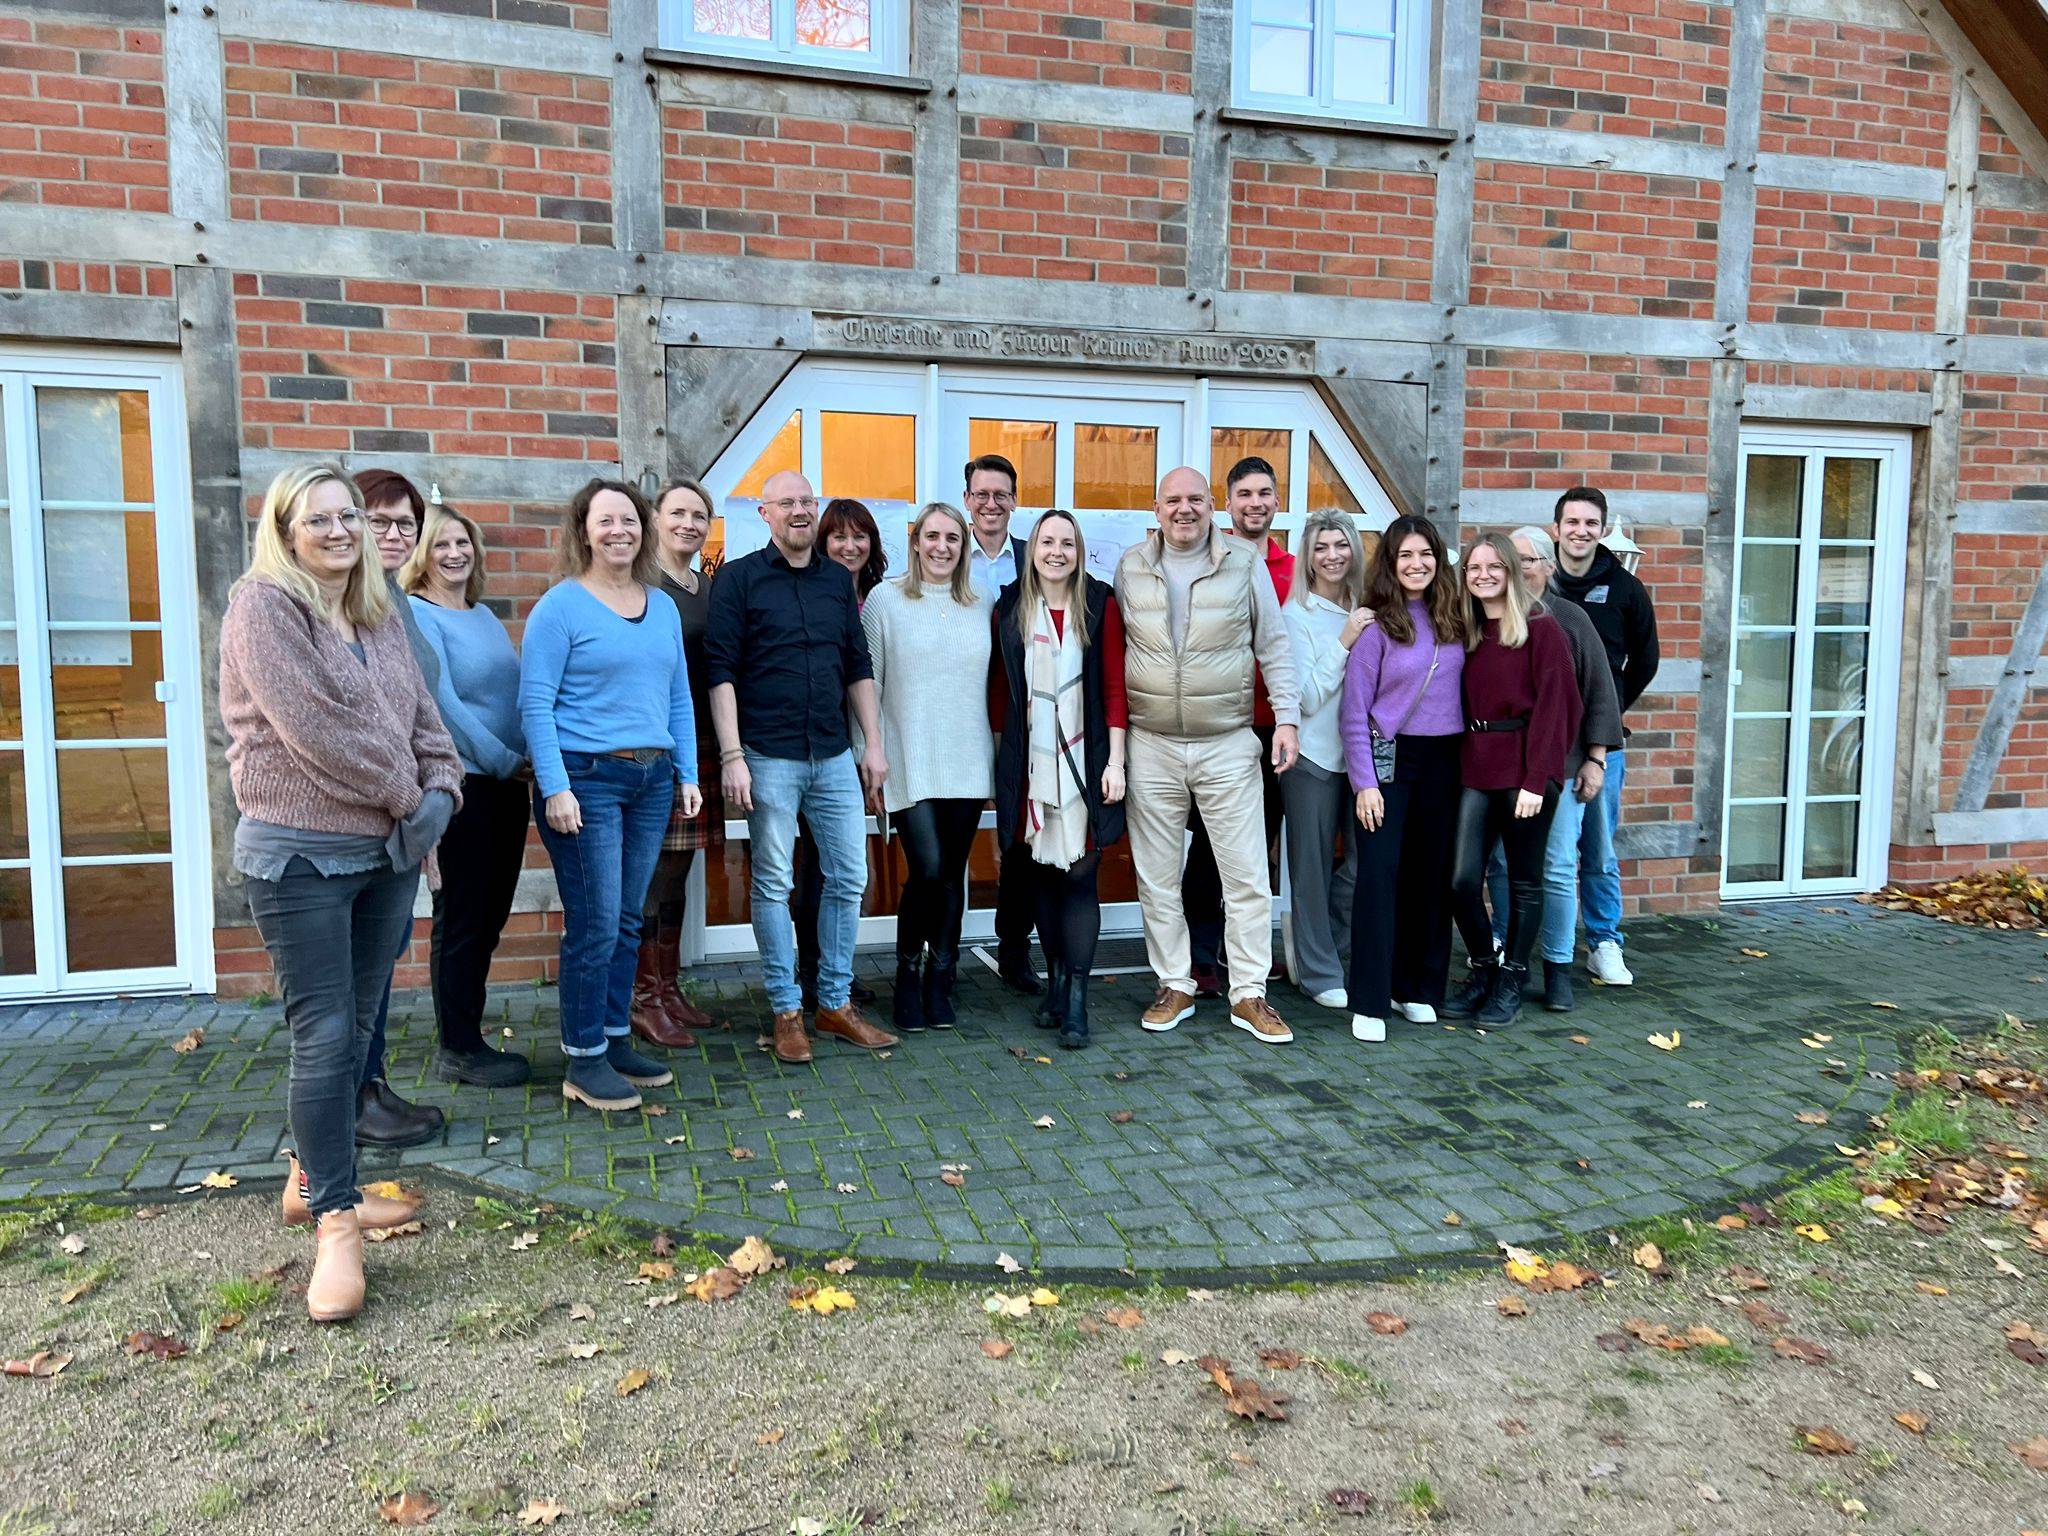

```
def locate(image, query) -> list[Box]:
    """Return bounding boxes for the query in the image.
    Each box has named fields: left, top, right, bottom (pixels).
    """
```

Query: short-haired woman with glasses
left=520, top=479, right=702, bottom=1113
left=400, top=501, right=533, bottom=1088
left=221, top=465, right=463, bottom=1321
left=861, top=501, right=994, bottom=1032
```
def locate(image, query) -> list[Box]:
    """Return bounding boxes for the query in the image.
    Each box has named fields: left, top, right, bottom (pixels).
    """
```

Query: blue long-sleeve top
left=517, top=579, right=697, bottom=799
left=408, top=595, right=526, bottom=779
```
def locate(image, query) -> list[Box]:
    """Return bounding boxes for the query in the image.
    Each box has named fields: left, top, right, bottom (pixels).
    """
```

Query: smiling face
left=1395, top=531, right=1436, bottom=596
left=1464, top=540, right=1509, bottom=603
left=825, top=520, right=871, bottom=577
left=1227, top=471, right=1279, bottom=540
left=584, top=488, right=643, bottom=575
left=367, top=496, right=418, bottom=574
left=759, top=470, right=818, bottom=557
left=656, top=484, right=711, bottom=564
left=915, top=511, right=964, bottom=582
left=427, top=520, right=475, bottom=599
left=1511, top=532, right=1552, bottom=597
left=1155, top=467, right=1213, bottom=551
left=290, top=477, right=363, bottom=589
left=964, top=466, right=1016, bottom=548
left=1554, top=499, right=1605, bottom=568
left=1307, top=527, right=1352, bottom=593
left=1031, top=514, right=1079, bottom=591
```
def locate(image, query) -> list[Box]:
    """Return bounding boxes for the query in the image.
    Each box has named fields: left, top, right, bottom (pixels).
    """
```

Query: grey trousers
left=1281, top=757, right=1358, bottom=997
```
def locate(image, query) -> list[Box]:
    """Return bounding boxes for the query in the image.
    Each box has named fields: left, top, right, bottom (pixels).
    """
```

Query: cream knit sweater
left=861, top=578, right=993, bottom=814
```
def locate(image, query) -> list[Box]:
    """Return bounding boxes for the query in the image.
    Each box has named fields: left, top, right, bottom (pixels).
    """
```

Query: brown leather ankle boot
left=655, top=921, right=718, bottom=1030
left=308, top=1209, right=365, bottom=1323
left=630, top=936, right=695, bottom=1049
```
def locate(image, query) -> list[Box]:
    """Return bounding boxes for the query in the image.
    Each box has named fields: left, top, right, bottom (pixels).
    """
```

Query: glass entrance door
left=1721, top=428, right=1908, bottom=898
left=0, top=354, right=209, bottom=996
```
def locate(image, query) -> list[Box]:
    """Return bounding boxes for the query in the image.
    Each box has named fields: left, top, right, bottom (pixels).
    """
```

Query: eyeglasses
left=1517, top=555, right=1549, bottom=569
left=964, top=490, right=1016, bottom=507
left=368, top=514, right=418, bottom=538
left=296, top=509, right=363, bottom=535
left=764, top=496, right=819, bottom=515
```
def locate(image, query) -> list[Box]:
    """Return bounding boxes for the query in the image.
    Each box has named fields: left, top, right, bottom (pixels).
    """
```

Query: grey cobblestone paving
left=0, top=906, right=2033, bottom=1278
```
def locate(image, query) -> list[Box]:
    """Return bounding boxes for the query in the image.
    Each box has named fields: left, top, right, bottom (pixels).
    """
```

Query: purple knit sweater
left=1340, top=599, right=1466, bottom=791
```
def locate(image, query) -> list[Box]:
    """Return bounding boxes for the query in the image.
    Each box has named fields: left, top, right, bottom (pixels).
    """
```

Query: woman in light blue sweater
left=403, top=502, right=533, bottom=1090
left=519, top=480, right=700, bottom=1114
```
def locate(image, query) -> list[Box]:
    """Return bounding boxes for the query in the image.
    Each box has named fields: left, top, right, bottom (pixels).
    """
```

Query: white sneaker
left=1313, top=988, right=1348, bottom=1010
left=1393, top=1001, right=1437, bottom=1024
left=1587, top=941, right=1634, bottom=986
left=1350, top=1013, right=1386, bottom=1042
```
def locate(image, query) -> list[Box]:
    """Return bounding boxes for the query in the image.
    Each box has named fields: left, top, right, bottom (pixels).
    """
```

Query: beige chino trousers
left=1125, top=724, right=1272, bottom=1003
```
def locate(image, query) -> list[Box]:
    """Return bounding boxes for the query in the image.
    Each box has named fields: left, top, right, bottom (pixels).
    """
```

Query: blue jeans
left=534, top=751, right=675, bottom=1057
left=357, top=865, right=423, bottom=1090
left=745, top=750, right=867, bottom=1015
left=1488, top=788, right=1587, bottom=965
left=1578, top=747, right=1625, bottom=949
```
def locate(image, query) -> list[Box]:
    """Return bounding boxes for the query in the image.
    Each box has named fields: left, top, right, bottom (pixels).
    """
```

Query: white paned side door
left=1721, top=427, right=1909, bottom=899
left=0, top=352, right=210, bottom=997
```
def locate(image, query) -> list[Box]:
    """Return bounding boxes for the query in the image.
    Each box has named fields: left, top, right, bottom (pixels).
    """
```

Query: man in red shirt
left=1184, top=456, right=1293, bottom=995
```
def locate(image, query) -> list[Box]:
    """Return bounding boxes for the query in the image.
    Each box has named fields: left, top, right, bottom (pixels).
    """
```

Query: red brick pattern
left=346, top=0, right=606, bottom=32
left=959, top=118, right=1189, bottom=284
left=662, top=105, right=913, bottom=266
left=1479, top=0, right=1730, bottom=143
left=1469, top=163, right=1718, bottom=318
left=217, top=908, right=566, bottom=998
left=1748, top=187, right=1940, bottom=329
left=1759, top=18, right=1950, bottom=167
left=1977, top=118, right=2029, bottom=177
left=1970, top=206, right=2048, bottom=340
left=0, top=258, right=171, bottom=296
left=1464, top=349, right=1713, bottom=494
left=234, top=274, right=617, bottom=460
left=222, top=42, right=611, bottom=242
left=1744, top=360, right=1934, bottom=395
left=1950, top=531, right=2044, bottom=660
left=1959, top=373, right=2048, bottom=501
left=961, top=0, right=1192, bottom=92
left=0, top=17, right=166, bottom=212
left=1227, top=159, right=1433, bottom=300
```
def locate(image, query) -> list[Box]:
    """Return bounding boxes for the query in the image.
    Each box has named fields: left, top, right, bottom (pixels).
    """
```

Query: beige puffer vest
left=1116, top=532, right=1257, bottom=737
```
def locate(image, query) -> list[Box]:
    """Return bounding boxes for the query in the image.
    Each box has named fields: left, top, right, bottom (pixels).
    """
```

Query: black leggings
left=892, top=798, right=982, bottom=960
left=1030, top=850, right=1102, bottom=979
left=1450, top=784, right=1558, bottom=970
left=643, top=847, right=696, bottom=927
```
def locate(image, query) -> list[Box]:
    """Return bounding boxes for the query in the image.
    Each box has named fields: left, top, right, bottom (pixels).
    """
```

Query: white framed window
left=1231, top=0, right=1433, bottom=127
left=660, top=0, right=910, bottom=75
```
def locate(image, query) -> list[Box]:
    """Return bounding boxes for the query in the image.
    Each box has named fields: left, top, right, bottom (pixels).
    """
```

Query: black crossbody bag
left=1369, top=637, right=1440, bottom=783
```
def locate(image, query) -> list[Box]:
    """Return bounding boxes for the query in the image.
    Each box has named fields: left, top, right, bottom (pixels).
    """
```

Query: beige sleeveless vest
left=1116, top=531, right=1257, bottom=738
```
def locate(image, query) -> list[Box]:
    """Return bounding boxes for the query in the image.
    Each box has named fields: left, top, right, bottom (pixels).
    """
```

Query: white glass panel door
left=0, top=355, right=209, bottom=997
left=1721, top=428, right=1907, bottom=899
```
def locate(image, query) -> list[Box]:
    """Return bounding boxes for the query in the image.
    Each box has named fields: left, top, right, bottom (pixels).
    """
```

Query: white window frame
left=659, top=0, right=910, bottom=75
left=1230, top=0, right=1434, bottom=127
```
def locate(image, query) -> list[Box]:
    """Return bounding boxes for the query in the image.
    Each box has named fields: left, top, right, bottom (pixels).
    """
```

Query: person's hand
left=678, top=781, right=703, bottom=819
left=1355, top=787, right=1385, bottom=832
left=861, top=743, right=889, bottom=800
left=1340, top=607, right=1374, bottom=649
left=544, top=789, right=582, bottom=835
left=1102, top=761, right=1126, bottom=804
left=1575, top=758, right=1605, bottom=804
left=514, top=761, right=534, bottom=783
left=1271, top=725, right=1300, bottom=774
left=1514, top=788, right=1544, bottom=819
left=722, top=755, right=753, bottom=814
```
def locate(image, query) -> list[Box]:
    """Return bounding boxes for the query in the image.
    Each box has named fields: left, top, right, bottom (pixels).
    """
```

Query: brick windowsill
left=645, top=47, right=933, bottom=95
left=1217, top=106, right=1459, bottom=146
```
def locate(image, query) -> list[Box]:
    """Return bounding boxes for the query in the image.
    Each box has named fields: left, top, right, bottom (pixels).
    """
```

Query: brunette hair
left=1290, top=510, right=1366, bottom=611
left=554, top=478, right=660, bottom=585
left=1553, top=485, right=1609, bottom=529
left=1464, top=531, right=1536, bottom=650
left=963, top=453, right=1018, bottom=495
left=353, top=468, right=426, bottom=523
left=1225, top=455, right=1276, bottom=493
left=400, top=501, right=489, bottom=606
left=1013, top=509, right=1092, bottom=647
left=898, top=502, right=976, bottom=605
left=1364, top=514, right=1464, bottom=648
left=819, top=497, right=887, bottom=598
left=236, top=462, right=391, bottom=629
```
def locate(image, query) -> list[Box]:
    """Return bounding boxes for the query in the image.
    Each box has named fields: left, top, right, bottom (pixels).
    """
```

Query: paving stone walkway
left=0, top=907, right=2037, bottom=1279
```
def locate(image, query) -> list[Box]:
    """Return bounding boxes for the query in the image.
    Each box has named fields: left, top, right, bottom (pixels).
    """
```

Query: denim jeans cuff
left=561, top=1041, right=607, bottom=1058
left=603, top=1025, right=630, bottom=1038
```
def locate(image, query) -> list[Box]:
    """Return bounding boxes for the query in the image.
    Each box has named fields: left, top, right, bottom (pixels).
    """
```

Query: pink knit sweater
left=220, top=578, right=463, bottom=835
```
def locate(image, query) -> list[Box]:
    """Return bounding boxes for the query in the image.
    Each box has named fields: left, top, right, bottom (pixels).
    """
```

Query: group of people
left=219, top=451, right=1657, bottom=1321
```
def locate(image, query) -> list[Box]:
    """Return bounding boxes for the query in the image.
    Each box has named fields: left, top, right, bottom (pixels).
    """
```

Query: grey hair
left=1509, top=525, right=1556, bottom=563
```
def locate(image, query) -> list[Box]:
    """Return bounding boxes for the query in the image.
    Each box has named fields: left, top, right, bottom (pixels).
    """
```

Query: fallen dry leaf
left=640, top=1103, right=668, bottom=1117
left=2006, top=1321, right=2048, bottom=1367
left=1773, top=1336, right=1830, bottom=1366
left=1893, top=1411, right=1929, bottom=1434
left=58, top=1277, right=96, bottom=1306
left=1109, top=1109, right=1136, bottom=1125
left=824, top=1257, right=857, bottom=1275
left=1794, top=1110, right=1831, bottom=1126
left=364, top=1220, right=426, bottom=1244
left=1496, top=1295, right=1529, bottom=1318
left=1648, top=1031, right=1681, bottom=1052
left=1160, top=1349, right=1193, bottom=1366
left=1442, top=1211, right=1463, bottom=1226
left=567, top=1343, right=603, bottom=1360
left=516, top=1498, right=567, bottom=1528
left=510, top=1231, right=539, bottom=1251
left=1715, top=1214, right=1747, bottom=1231
left=1569, top=1034, right=1590, bottom=1045
left=651, top=1232, right=676, bottom=1258
left=684, top=1268, right=745, bottom=1304
left=1103, top=1307, right=1144, bottom=1330
left=1794, top=1223, right=1832, bottom=1243
left=214, top=1311, right=243, bottom=1332
left=171, top=1027, right=205, bottom=1054
left=57, top=1232, right=85, bottom=1256
left=1257, top=1346, right=1305, bottom=1370
left=985, top=1292, right=1031, bottom=1319
left=980, top=1338, right=1013, bottom=1360
left=1325, top=1488, right=1373, bottom=1516
left=1799, top=1424, right=1856, bottom=1456
left=1741, top=1300, right=1789, bottom=1331
left=1632, top=1241, right=1664, bottom=1271
left=787, top=1284, right=856, bottom=1316
left=1029, top=1287, right=1059, bottom=1308
left=726, top=1236, right=784, bottom=1277
left=1031, top=1115, right=1056, bottom=1129
left=834, top=1183, right=859, bottom=1195
left=122, top=1330, right=187, bottom=1362
left=996, top=1252, right=1023, bottom=1274
left=199, top=1171, right=237, bottom=1190
left=615, top=1368, right=651, bottom=1398
left=568, top=1301, right=596, bottom=1321
left=756, top=1427, right=786, bottom=1445
left=1365, top=1311, right=1408, bottom=1335
left=786, top=1108, right=804, bottom=1120
left=1914, top=1281, right=1949, bottom=1296
left=1727, top=1263, right=1772, bottom=1291
left=727, top=1147, right=755, bottom=1162
left=2, top=1351, right=72, bottom=1378
left=1739, top=948, right=1769, bottom=958
left=377, top=1491, right=439, bottom=1527
left=1912, top=1368, right=1942, bottom=1390
left=940, top=1170, right=965, bottom=1187
left=2011, top=1436, right=2048, bottom=1471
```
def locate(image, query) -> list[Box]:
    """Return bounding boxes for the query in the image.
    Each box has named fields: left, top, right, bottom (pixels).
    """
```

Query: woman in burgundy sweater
left=1445, top=533, right=1582, bottom=1026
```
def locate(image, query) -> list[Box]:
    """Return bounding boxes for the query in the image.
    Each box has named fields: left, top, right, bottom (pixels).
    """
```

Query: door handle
left=154, top=681, right=175, bottom=704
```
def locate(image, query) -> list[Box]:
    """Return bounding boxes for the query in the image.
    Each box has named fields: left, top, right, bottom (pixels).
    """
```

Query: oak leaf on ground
left=1365, top=1312, right=1408, bottom=1335
left=1799, top=1425, right=1856, bottom=1455
left=376, top=1492, right=439, bottom=1527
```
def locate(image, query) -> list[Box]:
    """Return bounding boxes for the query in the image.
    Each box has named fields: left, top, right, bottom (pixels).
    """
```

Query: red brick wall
left=216, top=909, right=566, bottom=1000
left=1479, top=0, right=1730, bottom=143
left=1759, top=17, right=1950, bottom=165
left=1950, top=531, right=2042, bottom=660
left=1468, top=164, right=1718, bottom=318
left=1748, top=187, right=1940, bottom=329
left=1888, top=839, right=2048, bottom=886
left=1977, top=119, right=2028, bottom=177
left=961, top=0, right=1192, bottom=92
left=0, top=17, right=166, bottom=212
left=1226, top=159, right=1432, bottom=300
left=1463, top=349, right=1712, bottom=494
left=1959, top=373, right=2048, bottom=502
left=234, top=274, right=618, bottom=460
left=1744, top=360, right=1935, bottom=395
left=958, top=118, right=1189, bottom=284
left=1970, top=206, right=2048, bottom=339
left=662, top=105, right=913, bottom=266
left=0, top=258, right=171, bottom=296
left=222, top=42, right=611, bottom=242
left=346, top=0, right=606, bottom=31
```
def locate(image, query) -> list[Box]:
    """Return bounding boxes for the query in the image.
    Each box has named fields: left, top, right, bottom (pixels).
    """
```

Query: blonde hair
left=1464, top=531, right=1534, bottom=650
left=236, top=463, right=390, bottom=628
left=899, top=501, right=976, bottom=605
left=1290, top=510, right=1367, bottom=611
left=401, top=502, right=488, bottom=606
left=1014, top=509, right=1092, bottom=647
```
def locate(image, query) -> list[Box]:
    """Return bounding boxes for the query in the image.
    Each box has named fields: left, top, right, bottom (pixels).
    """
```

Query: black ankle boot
left=892, top=954, right=927, bottom=1033
left=1058, top=972, right=1090, bottom=1050
left=923, top=954, right=959, bottom=1028
left=997, top=945, right=1042, bottom=996
left=1036, top=960, right=1068, bottom=1031
left=1478, top=962, right=1526, bottom=1025
left=1542, top=961, right=1574, bottom=1013
left=354, top=1079, right=444, bottom=1149
left=1441, top=957, right=1500, bottom=1020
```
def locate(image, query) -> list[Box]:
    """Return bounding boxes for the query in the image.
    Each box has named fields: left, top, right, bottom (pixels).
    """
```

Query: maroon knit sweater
left=1459, top=613, right=1582, bottom=795
left=220, top=578, right=463, bottom=835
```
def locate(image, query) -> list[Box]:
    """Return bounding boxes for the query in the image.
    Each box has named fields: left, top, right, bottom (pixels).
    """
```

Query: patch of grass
left=1796, top=1274, right=1838, bottom=1302
left=1781, top=1170, right=1863, bottom=1227
left=1313, top=1355, right=1391, bottom=1400
left=1865, top=1146, right=1911, bottom=1183
left=982, top=1476, right=1021, bottom=1515
left=1397, top=1479, right=1442, bottom=1518
left=0, top=1511, right=56, bottom=1536
left=191, top=1484, right=239, bottom=1521
left=212, top=1277, right=276, bottom=1315
left=1689, top=1343, right=1751, bottom=1370
left=1622, top=1364, right=1662, bottom=1386
left=1842, top=1315, right=1878, bottom=1339
left=1586, top=1393, right=1629, bottom=1419
left=1912, top=1024, right=1963, bottom=1075
left=1626, top=1215, right=1731, bottom=1265
left=446, top=1298, right=550, bottom=1345
left=561, top=1211, right=637, bottom=1262
left=1118, top=1351, right=1145, bottom=1372
left=1891, top=1091, right=1974, bottom=1156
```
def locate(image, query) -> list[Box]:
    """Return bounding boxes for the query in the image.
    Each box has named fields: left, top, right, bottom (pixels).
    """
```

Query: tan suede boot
left=307, top=1209, right=365, bottom=1323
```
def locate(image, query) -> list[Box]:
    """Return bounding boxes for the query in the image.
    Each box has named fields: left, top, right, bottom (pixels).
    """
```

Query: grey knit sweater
left=860, top=578, right=993, bottom=814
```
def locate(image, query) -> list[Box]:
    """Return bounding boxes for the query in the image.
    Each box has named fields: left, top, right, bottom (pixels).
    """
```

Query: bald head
left=1155, top=466, right=1213, bottom=551
left=759, top=470, right=819, bottom=560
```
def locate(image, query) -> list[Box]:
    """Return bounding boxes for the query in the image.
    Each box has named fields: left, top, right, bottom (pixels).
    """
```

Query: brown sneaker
left=1229, top=995, right=1294, bottom=1045
left=1140, top=986, right=1196, bottom=1033
left=772, top=1010, right=812, bottom=1064
left=812, top=1002, right=899, bottom=1050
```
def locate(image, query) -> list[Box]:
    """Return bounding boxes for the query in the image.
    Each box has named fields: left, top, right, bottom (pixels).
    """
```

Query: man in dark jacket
left=1488, top=527, right=1625, bottom=1012
left=1548, top=487, right=1660, bottom=987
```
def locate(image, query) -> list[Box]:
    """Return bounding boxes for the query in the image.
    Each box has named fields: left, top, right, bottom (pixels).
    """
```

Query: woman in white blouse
left=1280, top=510, right=1374, bottom=1010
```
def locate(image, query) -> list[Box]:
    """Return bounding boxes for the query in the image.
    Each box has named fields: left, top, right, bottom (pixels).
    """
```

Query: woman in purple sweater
left=1444, top=533, right=1582, bottom=1026
left=1339, top=515, right=1468, bottom=1044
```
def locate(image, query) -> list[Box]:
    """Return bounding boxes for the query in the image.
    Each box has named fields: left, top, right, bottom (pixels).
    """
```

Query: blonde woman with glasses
left=220, top=464, right=463, bottom=1322
left=861, top=501, right=995, bottom=1032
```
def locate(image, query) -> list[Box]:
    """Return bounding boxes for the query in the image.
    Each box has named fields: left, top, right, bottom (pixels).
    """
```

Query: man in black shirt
left=706, top=470, right=897, bottom=1063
